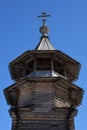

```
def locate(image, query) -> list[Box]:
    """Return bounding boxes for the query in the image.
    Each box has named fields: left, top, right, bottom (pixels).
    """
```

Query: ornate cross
left=38, top=12, right=50, bottom=25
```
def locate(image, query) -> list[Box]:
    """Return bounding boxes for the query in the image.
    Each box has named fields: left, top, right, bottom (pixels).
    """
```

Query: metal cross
left=38, top=12, right=50, bottom=25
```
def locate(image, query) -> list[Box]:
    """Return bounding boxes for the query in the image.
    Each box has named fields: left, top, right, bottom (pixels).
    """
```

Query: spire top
left=38, top=12, right=50, bottom=36
left=38, top=12, right=50, bottom=26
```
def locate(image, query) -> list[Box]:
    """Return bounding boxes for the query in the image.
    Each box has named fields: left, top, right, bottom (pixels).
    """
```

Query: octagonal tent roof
left=35, top=36, right=55, bottom=50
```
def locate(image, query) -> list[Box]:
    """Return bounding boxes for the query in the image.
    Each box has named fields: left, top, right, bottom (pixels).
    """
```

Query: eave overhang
left=9, top=50, right=80, bottom=81
left=4, top=77, right=84, bottom=107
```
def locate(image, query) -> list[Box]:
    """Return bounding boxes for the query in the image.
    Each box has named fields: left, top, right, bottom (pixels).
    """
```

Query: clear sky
left=0, top=0, right=87, bottom=130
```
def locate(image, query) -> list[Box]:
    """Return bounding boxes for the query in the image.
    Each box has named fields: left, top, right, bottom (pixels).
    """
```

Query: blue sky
left=0, top=0, right=87, bottom=130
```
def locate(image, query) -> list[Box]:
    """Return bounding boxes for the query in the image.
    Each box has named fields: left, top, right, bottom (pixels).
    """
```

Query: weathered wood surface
left=4, top=75, right=83, bottom=130
left=11, top=107, right=75, bottom=130
left=17, top=81, right=71, bottom=111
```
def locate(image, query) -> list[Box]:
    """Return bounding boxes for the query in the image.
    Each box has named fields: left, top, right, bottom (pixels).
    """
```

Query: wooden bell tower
left=4, top=13, right=83, bottom=130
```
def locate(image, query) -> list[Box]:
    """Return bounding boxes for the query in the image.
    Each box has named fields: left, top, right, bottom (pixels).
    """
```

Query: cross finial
left=38, top=12, right=50, bottom=26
